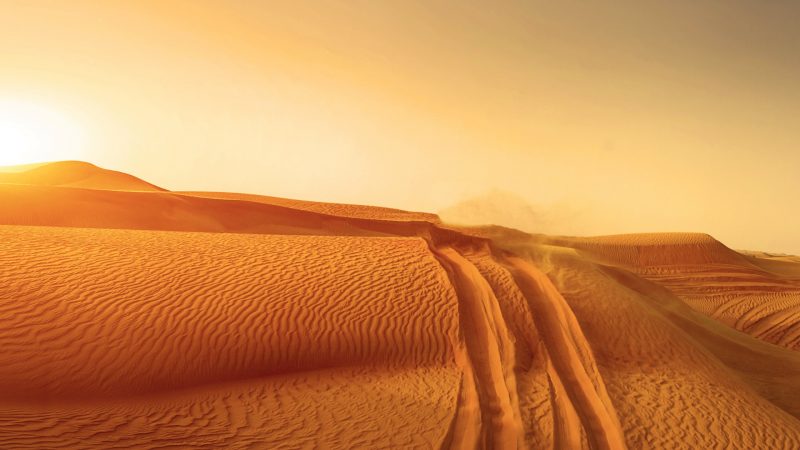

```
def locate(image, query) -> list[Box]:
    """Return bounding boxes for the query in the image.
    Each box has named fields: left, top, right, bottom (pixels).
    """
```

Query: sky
left=0, top=0, right=798, bottom=253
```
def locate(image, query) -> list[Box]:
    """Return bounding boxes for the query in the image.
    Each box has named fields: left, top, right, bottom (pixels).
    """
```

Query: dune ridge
left=2, top=162, right=800, bottom=448
left=181, top=190, right=441, bottom=222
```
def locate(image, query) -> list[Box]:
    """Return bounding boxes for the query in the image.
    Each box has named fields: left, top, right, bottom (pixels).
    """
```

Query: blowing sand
left=2, top=162, right=800, bottom=449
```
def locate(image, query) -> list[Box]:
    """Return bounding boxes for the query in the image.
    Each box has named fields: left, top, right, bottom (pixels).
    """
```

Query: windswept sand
left=2, top=162, right=800, bottom=449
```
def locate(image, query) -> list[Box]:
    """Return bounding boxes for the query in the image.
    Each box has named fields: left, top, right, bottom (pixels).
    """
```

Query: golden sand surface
left=2, top=162, right=800, bottom=449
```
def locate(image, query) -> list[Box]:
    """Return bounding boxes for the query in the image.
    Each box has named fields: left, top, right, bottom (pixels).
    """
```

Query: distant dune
left=0, top=161, right=164, bottom=191
left=2, top=162, right=800, bottom=449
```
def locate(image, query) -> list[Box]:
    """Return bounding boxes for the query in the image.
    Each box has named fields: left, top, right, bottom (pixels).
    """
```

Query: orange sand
left=2, top=162, right=800, bottom=449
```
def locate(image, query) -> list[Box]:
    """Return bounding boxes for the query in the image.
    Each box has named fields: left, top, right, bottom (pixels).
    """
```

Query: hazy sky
left=1, top=0, right=798, bottom=252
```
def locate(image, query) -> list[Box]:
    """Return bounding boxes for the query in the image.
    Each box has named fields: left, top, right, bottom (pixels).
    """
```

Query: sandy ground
left=2, top=161, right=800, bottom=449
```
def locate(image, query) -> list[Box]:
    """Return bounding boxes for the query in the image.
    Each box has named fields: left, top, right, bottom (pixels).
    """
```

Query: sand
left=2, top=161, right=800, bottom=449
left=181, top=191, right=441, bottom=222
left=0, top=161, right=165, bottom=191
left=540, top=233, right=800, bottom=351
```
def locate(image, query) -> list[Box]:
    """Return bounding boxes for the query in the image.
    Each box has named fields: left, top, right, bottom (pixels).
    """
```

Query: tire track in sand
left=432, top=247, right=525, bottom=450
left=502, top=256, right=627, bottom=450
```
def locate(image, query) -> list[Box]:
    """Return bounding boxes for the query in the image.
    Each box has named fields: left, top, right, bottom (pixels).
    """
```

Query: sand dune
left=541, top=233, right=800, bottom=352
left=0, top=161, right=164, bottom=191
left=182, top=191, right=441, bottom=222
left=0, top=226, right=459, bottom=399
left=0, top=183, right=368, bottom=235
left=481, top=229, right=800, bottom=448
left=0, top=180, right=458, bottom=240
left=2, top=162, right=800, bottom=448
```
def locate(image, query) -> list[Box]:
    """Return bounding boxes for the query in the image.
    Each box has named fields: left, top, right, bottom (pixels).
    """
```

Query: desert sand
left=2, top=161, right=800, bottom=449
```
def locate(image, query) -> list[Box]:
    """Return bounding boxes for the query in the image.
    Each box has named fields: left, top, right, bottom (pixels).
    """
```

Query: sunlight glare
left=0, top=100, right=86, bottom=167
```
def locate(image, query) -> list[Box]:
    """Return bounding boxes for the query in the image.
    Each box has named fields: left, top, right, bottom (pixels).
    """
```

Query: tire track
left=432, top=247, right=525, bottom=450
left=501, top=256, right=627, bottom=450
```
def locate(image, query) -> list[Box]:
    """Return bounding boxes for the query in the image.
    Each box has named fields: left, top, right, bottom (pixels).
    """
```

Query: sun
left=0, top=100, right=86, bottom=167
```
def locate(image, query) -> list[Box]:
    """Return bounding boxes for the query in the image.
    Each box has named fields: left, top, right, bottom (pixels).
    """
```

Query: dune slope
left=546, top=233, right=800, bottom=352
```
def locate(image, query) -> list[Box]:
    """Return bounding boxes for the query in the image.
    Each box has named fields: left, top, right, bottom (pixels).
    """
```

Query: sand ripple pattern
left=0, top=367, right=459, bottom=450
left=641, top=266, right=800, bottom=351
left=0, top=226, right=459, bottom=399
left=559, top=233, right=800, bottom=352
